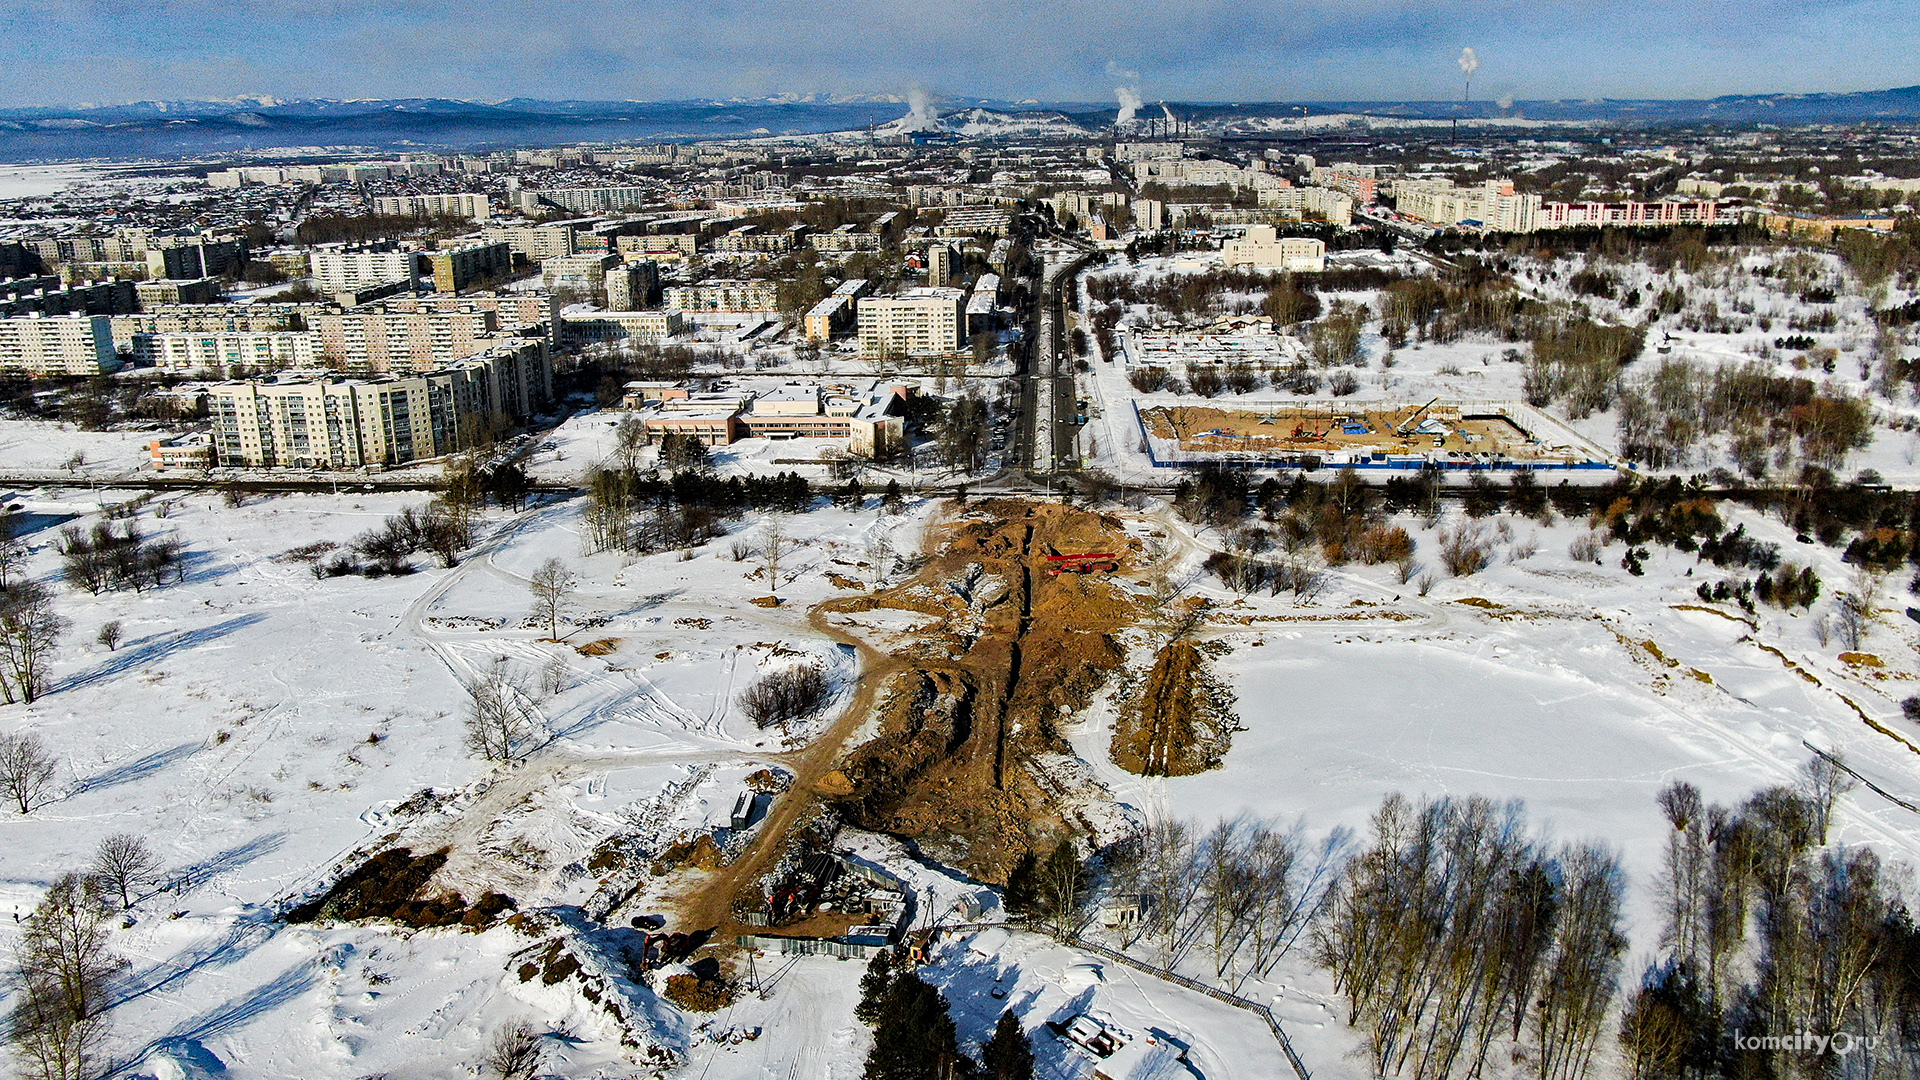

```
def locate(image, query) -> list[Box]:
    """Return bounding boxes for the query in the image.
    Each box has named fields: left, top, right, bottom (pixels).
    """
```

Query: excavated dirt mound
left=819, top=499, right=1143, bottom=883
left=1111, top=640, right=1239, bottom=777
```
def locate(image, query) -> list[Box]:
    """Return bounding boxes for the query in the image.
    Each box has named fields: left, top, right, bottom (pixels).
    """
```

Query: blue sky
left=1, top=0, right=1916, bottom=107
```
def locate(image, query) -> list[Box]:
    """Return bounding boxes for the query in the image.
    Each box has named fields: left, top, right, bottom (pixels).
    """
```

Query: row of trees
left=582, top=463, right=814, bottom=557
left=1316, top=794, right=1628, bottom=1080
left=1620, top=770, right=1920, bottom=1078
left=1615, top=357, right=1874, bottom=476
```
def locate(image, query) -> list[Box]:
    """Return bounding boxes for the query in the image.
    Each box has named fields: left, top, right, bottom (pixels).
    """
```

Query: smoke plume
left=901, top=87, right=939, bottom=132
left=1497, top=93, right=1515, bottom=110
left=1458, top=47, right=1480, bottom=78
left=1116, top=86, right=1142, bottom=123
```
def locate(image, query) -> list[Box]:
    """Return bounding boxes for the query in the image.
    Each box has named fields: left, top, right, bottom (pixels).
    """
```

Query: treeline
left=1616, top=358, right=1873, bottom=474
left=57, top=520, right=185, bottom=593
left=1621, top=773, right=1920, bottom=1078
left=582, top=460, right=814, bottom=556
left=1086, top=265, right=1407, bottom=323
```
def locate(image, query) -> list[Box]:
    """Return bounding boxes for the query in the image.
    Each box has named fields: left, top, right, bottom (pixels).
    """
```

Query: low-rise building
left=147, top=433, right=214, bottom=470
left=1221, top=227, right=1327, bottom=272
left=559, top=310, right=685, bottom=345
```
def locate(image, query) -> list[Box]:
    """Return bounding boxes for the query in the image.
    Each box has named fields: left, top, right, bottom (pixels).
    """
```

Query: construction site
left=1136, top=399, right=1617, bottom=471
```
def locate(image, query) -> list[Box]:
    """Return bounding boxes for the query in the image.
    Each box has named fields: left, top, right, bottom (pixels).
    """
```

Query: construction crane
left=1395, top=396, right=1444, bottom=437
left=1045, top=553, right=1120, bottom=575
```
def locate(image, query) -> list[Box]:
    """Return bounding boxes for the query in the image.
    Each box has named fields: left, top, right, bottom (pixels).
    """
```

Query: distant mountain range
left=1, top=87, right=1918, bottom=160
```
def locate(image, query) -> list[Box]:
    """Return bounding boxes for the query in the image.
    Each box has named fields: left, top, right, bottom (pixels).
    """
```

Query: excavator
left=1045, top=552, right=1121, bottom=575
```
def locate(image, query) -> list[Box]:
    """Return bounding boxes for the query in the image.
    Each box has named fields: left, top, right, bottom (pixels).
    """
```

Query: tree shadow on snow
left=68, top=742, right=201, bottom=797
left=164, top=832, right=285, bottom=896
left=51, top=613, right=266, bottom=695
left=107, top=907, right=280, bottom=1009
left=118, top=948, right=336, bottom=1074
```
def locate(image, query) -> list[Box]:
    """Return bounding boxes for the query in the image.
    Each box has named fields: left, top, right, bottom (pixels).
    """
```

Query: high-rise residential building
left=514, top=185, right=654, bottom=215
left=541, top=252, right=619, bottom=292
left=0, top=314, right=121, bottom=376
left=310, top=243, right=424, bottom=293
left=857, top=288, right=966, bottom=357
left=370, top=293, right=558, bottom=343
left=209, top=341, right=549, bottom=469
left=1394, top=179, right=1542, bottom=233
left=0, top=279, right=138, bottom=317
left=616, top=233, right=698, bottom=260
left=1132, top=198, right=1166, bottom=231
left=926, top=243, right=957, bottom=287
left=372, top=193, right=491, bottom=222
left=481, top=223, right=579, bottom=263
left=109, top=303, right=335, bottom=349
left=144, top=237, right=248, bottom=280
left=133, top=278, right=223, bottom=307
left=310, top=308, right=501, bottom=372
left=133, top=330, right=318, bottom=372
left=427, top=242, right=512, bottom=293
left=603, top=262, right=659, bottom=311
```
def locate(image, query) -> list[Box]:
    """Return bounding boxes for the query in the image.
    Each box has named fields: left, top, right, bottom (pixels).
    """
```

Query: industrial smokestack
left=1458, top=47, right=1479, bottom=101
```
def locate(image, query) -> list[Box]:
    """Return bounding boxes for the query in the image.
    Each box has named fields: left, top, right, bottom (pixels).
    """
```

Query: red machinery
left=1046, top=553, right=1120, bottom=575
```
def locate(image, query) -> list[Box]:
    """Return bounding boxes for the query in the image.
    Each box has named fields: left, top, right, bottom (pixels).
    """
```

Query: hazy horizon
left=3, top=0, right=1918, bottom=110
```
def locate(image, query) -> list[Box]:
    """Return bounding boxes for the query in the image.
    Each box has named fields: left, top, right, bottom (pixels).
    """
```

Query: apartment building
left=541, top=252, right=619, bottom=292
left=1257, top=186, right=1355, bottom=226
left=515, top=185, right=653, bottom=215
left=1308, top=164, right=1380, bottom=205
left=0, top=279, right=137, bottom=318
left=808, top=225, right=882, bottom=254
left=1221, top=227, right=1328, bottom=272
left=926, top=243, right=957, bottom=288
left=1395, top=179, right=1542, bottom=233
left=481, top=223, right=579, bottom=263
left=616, top=233, right=699, bottom=260
left=1538, top=199, right=1726, bottom=229
left=370, top=293, right=558, bottom=344
left=210, top=342, right=549, bottom=468
left=427, top=241, right=512, bottom=293
left=310, top=243, right=423, bottom=293
left=109, top=303, right=335, bottom=349
left=710, top=225, right=801, bottom=256
left=134, top=278, right=223, bottom=306
left=663, top=279, right=779, bottom=313
left=133, top=330, right=318, bottom=372
left=603, top=262, right=660, bottom=311
left=0, top=314, right=121, bottom=376
left=311, top=308, right=499, bottom=372
left=145, top=237, right=247, bottom=280
left=372, top=193, right=491, bottom=222
left=857, top=288, right=965, bottom=358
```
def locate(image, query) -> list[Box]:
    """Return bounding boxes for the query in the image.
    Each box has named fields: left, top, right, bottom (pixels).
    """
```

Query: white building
left=310, top=244, right=422, bottom=293
left=1221, top=227, right=1327, bottom=272
left=857, top=288, right=965, bottom=358
left=1395, top=179, right=1542, bottom=233
left=133, top=330, right=318, bottom=372
left=0, top=314, right=120, bottom=376
left=371, top=193, right=491, bottom=222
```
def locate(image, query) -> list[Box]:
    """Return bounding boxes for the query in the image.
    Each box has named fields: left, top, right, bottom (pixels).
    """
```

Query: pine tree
left=855, top=948, right=896, bottom=1024
left=862, top=971, right=965, bottom=1080
left=1003, top=850, right=1040, bottom=919
left=980, top=1011, right=1033, bottom=1080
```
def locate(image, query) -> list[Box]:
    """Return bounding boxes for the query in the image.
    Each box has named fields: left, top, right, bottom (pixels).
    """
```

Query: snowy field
left=0, top=482, right=935, bottom=1078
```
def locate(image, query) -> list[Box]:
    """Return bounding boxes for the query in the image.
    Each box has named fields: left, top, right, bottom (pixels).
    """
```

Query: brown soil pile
left=287, top=847, right=516, bottom=929
left=820, top=499, right=1142, bottom=883
left=1111, top=640, right=1238, bottom=777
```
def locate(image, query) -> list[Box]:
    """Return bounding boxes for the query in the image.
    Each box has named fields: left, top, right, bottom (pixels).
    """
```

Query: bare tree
left=528, top=559, right=576, bottom=641
left=9, top=874, right=124, bottom=1080
left=760, top=520, right=787, bottom=599
left=487, top=1020, right=543, bottom=1080
left=1796, top=751, right=1857, bottom=844
left=94, top=622, right=121, bottom=652
left=0, top=732, right=58, bottom=814
left=539, top=655, right=569, bottom=698
left=612, top=413, right=648, bottom=474
left=89, top=833, right=161, bottom=910
left=0, top=581, right=65, bottom=703
left=737, top=664, right=830, bottom=731
left=1832, top=590, right=1869, bottom=651
left=464, top=662, right=537, bottom=762
left=0, top=511, right=26, bottom=590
